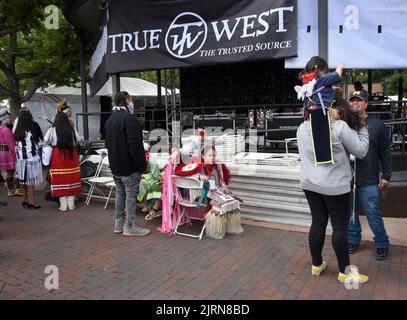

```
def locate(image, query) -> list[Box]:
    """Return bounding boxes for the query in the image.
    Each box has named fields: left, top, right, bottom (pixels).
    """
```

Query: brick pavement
left=0, top=192, right=406, bottom=300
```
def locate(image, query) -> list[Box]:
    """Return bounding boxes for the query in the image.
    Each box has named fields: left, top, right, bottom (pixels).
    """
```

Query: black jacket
left=104, top=109, right=147, bottom=176
left=355, top=116, right=392, bottom=187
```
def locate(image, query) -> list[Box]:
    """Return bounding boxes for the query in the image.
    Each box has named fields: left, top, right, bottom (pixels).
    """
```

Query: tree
left=0, top=0, right=81, bottom=118
left=345, top=69, right=406, bottom=97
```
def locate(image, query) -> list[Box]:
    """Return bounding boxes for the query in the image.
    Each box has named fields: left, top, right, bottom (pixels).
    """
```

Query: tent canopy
left=37, top=77, right=179, bottom=97
left=26, top=77, right=178, bottom=140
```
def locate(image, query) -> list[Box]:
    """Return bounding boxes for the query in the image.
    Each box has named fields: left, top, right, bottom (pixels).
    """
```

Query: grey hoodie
left=297, top=120, right=369, bottom=195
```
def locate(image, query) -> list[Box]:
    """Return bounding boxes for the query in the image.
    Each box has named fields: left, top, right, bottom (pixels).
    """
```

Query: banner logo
left=165, top=12, right=208, bottom=59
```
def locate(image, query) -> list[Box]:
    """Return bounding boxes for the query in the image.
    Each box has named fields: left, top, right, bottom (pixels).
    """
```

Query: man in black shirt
left=348, top=91, right=391, bottom=260
left=105, top=91, right=149, bottom=237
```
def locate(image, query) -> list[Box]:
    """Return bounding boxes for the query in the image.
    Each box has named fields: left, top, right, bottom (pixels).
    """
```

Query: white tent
left=41, top=76, right=179, bottom=96
left=25, top=77, right=179, bottom=139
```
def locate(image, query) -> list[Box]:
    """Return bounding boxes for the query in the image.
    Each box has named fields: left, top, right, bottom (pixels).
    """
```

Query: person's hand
left=200, top=175, right=209, bottom=182
left=358, top=115, right=367, bottom=128
left=336, top=64, right=344, bottom=77
left=169, top=150, right=179, bottom=164
left=379, top=179, right=390, bottom=190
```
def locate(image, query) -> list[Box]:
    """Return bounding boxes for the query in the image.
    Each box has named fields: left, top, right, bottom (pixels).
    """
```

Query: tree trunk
left=9, top=96, right=21, bottom=119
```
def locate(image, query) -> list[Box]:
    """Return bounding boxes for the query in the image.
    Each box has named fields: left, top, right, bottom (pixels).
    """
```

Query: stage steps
left=227, top=162, right=312, bottom=227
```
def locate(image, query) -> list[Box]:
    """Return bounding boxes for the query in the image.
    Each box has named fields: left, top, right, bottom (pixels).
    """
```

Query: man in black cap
left=348, top=90, right=391, bottom=260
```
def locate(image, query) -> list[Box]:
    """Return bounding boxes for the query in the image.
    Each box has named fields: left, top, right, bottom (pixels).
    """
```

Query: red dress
left=50, top=147, right=81, bottom=197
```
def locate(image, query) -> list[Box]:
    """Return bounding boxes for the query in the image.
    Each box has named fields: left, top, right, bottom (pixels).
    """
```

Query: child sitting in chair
left=174, top=145, right=243, bottom=239
left=174, top=146, right=231, bottom=206
left=137, top=143, right=163, bottom=220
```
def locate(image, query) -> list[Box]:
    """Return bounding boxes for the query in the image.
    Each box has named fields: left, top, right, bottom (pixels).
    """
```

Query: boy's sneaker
left=114, top=217, right=125, bottom=234
left=338, top=265, right=369, bottom=284
left=14, top=188, right=23, bottom=196
left=123, top=223, right=150, bottom=237
left=375, top=248, right=389, bottom=260
left=349, top=244, right=359, bottom=254
left=311, top=261, right=327, bottom=276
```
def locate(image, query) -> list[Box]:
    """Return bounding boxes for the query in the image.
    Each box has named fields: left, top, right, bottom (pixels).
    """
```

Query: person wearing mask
left=14, top=108, right=43, bottom=209
left=297, top=92, right=370, bottom=285
left=105, top=91, right=149, bottom=237
left=44, top=112, right=81, bottom=212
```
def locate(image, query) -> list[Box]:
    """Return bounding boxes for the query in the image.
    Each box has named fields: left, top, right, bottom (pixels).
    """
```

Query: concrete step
left=241, top=200, right=310, bottom=214
left=232, top=189, right=309, bottom=206
left=229, top=183, right=305, bottom=197
left=230, top=176, right=301, bottom=189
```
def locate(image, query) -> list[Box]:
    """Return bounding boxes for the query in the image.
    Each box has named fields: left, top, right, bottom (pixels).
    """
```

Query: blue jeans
left=113, top=172, right=140, bottom=226
left=348, top=185, right=389, bottom=249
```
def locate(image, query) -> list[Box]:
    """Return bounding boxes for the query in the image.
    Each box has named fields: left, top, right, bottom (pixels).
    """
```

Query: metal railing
left=75, top=100, right=407, bottom=153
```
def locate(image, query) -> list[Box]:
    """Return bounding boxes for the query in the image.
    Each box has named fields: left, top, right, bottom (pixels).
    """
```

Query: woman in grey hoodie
left=297, top=98, right=370, bottom=284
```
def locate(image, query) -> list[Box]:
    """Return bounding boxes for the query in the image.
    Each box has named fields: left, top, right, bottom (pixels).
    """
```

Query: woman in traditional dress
left=14, top=108, right=43, bottom=209
left=0, top=109, right=22, bottom=197
left=44, top=111, right=81, bottom=212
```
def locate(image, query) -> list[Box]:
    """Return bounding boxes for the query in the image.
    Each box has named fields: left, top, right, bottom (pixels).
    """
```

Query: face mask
left=127, top=102, right=134, bottom=114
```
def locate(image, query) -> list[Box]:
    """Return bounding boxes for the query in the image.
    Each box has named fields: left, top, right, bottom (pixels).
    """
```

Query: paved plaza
left=0, top=193, right=406, bottom=300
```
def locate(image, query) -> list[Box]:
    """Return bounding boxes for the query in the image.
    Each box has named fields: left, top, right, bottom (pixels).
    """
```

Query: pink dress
left=0, top=125, right=17, bottom=171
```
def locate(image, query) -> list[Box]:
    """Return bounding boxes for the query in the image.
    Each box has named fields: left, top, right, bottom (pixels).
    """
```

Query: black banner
left=90, top=10, right=109, bottom=97
left=106, top=0, right=297, bottom=72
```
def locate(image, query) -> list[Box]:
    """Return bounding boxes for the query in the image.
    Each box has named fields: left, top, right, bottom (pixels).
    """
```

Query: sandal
left=145, top=209, right=162, bottom=220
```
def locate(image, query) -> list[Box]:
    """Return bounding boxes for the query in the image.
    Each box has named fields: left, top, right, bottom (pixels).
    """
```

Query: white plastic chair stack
left=215, top=134, right=245, bottom=162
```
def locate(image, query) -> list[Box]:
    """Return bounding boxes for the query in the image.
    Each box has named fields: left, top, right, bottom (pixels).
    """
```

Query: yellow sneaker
left=338, top=265, right=369, bottom=284
left=311, top=261, right=327, bottom=276
left=14, top=188, right=23, bottom=196
left=7, top=189, right=15, bottom=196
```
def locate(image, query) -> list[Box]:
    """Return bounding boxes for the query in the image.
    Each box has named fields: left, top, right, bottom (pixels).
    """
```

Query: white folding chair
left=84, top=155, right=114, bottom=205
left=172, top=176, right=206, bottom=240
left=81, top=154, right=103, bottom=191
left=104, top=181, right=116, bottom=209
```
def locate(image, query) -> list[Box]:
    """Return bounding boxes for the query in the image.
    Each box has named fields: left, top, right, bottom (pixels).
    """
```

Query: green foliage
left=0, top=0, right=81, bottom=105
left=383, top=70, right=407, bottom=96
left=346, top=69, right=406, bottom=96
